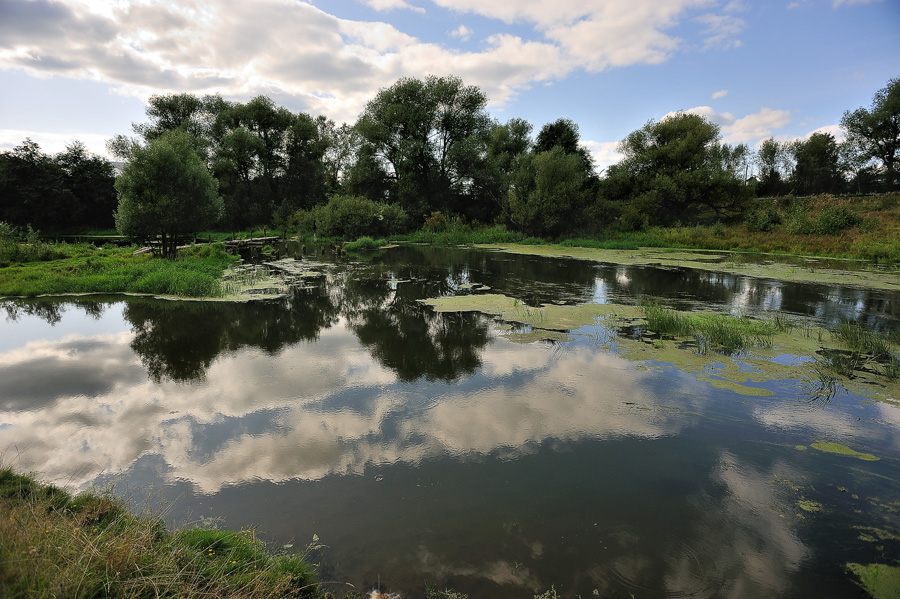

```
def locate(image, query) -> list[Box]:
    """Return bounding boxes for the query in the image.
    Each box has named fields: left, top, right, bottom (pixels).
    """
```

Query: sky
left=0, top=0, right=898, bottom=172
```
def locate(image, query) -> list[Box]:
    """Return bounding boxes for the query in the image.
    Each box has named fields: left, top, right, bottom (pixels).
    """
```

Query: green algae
left=418, top=291, right=900, bottom=404
left=811, top=441, right=879, bottom=461
left=419, top=293, right=641, bottom=331
left=480, top=243, right=900, bottom=292
left=846, top=562, right=900, bottom=599
left=797, top=499, right=822, bottom=512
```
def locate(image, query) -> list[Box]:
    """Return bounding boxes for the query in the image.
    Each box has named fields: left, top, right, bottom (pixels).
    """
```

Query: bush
left=0, top=222, right=64, bottom=266
left=294, top=195, right=408, bottom=239
left=815, top=205, right=860, bottom=235
left=744, top=206, right=781, bottom=232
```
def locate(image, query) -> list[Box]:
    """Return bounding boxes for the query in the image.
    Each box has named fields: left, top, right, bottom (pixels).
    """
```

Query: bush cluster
left=293, top=194, right=407, bottom=239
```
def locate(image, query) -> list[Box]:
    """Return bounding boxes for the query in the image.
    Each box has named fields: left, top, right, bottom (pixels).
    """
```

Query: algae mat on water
left=480, top=244, right=900, bottom=292
left=419, top=292, right=900, bottom=405
left=846, top=563, right=900, bottom=599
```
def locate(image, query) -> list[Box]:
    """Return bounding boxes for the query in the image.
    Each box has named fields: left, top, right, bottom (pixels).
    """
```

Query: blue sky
left=0, top=0, right=897, bottom=171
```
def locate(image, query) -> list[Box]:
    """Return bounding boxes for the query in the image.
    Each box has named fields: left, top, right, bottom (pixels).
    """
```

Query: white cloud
left=583, top=140, right=624, bottom=172
left=450, top=24, right=472, bottom=41
left=0, top=129, right=113, bottom=158
left=364, top=0, right=425, bottom=14
left=0, top=0, right=746, bottom=126
left=833, top=0, right=884, bottom=7
left=712, top=89, right=728, bottom=99
left=668, top=105, right=793, bottom=145
left=695, top=13, right=744, bottom=50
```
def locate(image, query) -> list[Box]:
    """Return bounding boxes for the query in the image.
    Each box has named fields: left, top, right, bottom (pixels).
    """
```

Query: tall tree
left=790, top=132, right=843, bottom=195
left=508, top=146, right=587, bottom=237
left=114, top=131, right=223, bottom=257
left=356, top=75, right=492, bottom=221
left=841, top=78, right=900, bottom=191
left=603, top=113, right=751, bottom=226
left=754, top=138, right=792, bottom=196
left=54, top=141, right=117, bottom=229
left=0, top=139, right=69, bottom=230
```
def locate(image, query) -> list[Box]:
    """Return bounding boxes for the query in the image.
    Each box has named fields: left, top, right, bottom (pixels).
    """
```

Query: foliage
left=790, top=132, right=843, bottom=195
left=402, top=221, right=522, bottom=245
left=344, top=236, right=388, bottom=251
left=356, top=75, right=493, bottom=221
left=0, top=222, right=66, bottom=266
left=0, top=467, right=323, bottom=598
left=114, top=130, right=224, bottom=257
left=743, top=203, right=781, bottom=232
left=294, top=194, right=407, bottom=239
left=509, top=147, right=588, bottom=237
left=841, top=77, right=900, bottom=191
left=604, top=112, right=752, bottom=226
left=0, top=139, right=117, bottom=232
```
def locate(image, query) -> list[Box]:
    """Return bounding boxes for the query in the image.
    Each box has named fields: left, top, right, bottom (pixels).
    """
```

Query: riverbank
left=0, top=467, right=323, bottom=598
left=0, top=242, right=238, bottom=299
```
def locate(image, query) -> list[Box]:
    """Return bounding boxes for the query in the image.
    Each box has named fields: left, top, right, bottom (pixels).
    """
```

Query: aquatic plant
left=641, top=301, right=778, bottom=354
left=345, top=236, right=388, bottom=251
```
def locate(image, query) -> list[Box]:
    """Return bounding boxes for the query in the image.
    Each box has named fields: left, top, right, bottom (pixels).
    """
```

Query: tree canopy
left=841, top=77, right=900, bottom=191
left=114, top=130, right=223, bottom=257
left=604, top=112, right=751, bottom=226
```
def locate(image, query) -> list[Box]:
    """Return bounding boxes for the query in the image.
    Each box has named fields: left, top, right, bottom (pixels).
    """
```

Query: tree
left=754, top=138, right=792, bottom=196
left=603, top=112, right=751, bottom=226
left=54, top=141, right=117, bottom=229
left=355, top=75, right=492, bottom=221
left=841, top=78, right=900, bottom=191
left=509, top=147, right=587, bottom=237
left=114, top=131, right=223, bottom=257
left=0, top=139, right=69, bottom=230
left=790, top=132, right=843, bottom=195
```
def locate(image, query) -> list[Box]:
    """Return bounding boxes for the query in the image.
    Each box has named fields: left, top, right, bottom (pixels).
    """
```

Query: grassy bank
left=0, top=467, right=323, bottom=599
left=0, top=243, right=238, bottom=298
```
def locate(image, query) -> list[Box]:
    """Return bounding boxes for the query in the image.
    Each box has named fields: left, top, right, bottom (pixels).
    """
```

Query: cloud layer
left=0, top=0, right=745, bottom=124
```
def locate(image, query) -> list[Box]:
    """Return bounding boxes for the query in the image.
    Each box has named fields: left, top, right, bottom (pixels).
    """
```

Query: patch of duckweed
left=811, top=441, right=879, bottom=461
left=419, top=292, right=900, bottom=404
left=797, top=499, right=823, bottom=512
left=846, top=562, right=900, bottom=599
left=419, top=293, right=641, bottom=331
left=855, top=526, right=900, bottom=543
left=796, top=445, right=808, bottom=451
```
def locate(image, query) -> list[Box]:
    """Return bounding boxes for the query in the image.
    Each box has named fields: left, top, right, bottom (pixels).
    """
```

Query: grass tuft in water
left=641, top=301, right=779, bottom=354
left=0, top=467, right=324, bottom=598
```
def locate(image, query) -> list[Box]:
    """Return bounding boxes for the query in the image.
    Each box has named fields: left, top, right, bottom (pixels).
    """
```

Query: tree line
left=1, top=75, right=897, bottom=241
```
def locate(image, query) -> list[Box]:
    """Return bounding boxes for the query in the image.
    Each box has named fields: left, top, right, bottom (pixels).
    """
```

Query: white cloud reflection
left=0, top=319, right=694, bottom=494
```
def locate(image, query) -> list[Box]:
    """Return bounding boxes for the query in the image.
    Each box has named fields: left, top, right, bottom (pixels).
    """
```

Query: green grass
left=344, top=236, right=388, bottom=251
left=0, top=242, right=239, bottom=298
left=827, top=322, right=900, bottom=379
left=0, top=467, right=323, bottom=599
left=641, top=301, right=784, bottom=354
left=401, top=223, right=523, bottom=245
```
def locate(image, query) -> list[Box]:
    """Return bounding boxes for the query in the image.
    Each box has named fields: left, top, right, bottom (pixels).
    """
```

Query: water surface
left=1, top=246, right=898, bottom=598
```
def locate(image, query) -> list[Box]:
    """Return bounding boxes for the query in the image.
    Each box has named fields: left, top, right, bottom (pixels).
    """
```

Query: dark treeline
left=2, top=75, right=897, bottom=237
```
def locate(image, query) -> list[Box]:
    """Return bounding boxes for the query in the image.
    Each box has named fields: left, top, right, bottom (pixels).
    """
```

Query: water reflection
left=1, top=247, right=899, bottom=598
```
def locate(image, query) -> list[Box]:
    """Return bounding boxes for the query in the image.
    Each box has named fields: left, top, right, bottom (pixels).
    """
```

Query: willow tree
left=114, top=131, right=223, bottom=257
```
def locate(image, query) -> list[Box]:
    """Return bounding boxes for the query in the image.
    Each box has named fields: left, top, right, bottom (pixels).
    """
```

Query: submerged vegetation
left=0, top=467, right=323, bottom=598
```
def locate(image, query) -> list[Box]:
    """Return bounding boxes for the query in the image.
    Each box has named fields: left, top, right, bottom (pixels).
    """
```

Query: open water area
left=1, top=245, right=898, bottom=598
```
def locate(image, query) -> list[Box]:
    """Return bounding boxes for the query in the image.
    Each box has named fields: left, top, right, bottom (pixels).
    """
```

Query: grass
left=344, top=236, right=388, bottom=251
left=0, top=467, right=323, bottom=599
left=641, top=301, right=786, bottom=354
left=826, top=321, right=900, bottom=379
left=0, top=242, right=239, bottom=298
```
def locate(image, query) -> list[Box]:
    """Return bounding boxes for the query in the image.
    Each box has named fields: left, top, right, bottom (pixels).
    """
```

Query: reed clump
left=0, top=467, right=323, bottom=598
left=641, top=301, right=785, bottom=354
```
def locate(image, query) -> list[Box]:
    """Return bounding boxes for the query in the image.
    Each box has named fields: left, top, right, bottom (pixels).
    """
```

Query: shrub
left=294, top=195, right=408, bottom=239
left=744, top=206, right=781, bottom=232
left=815, top=205, right=860, bottom=235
